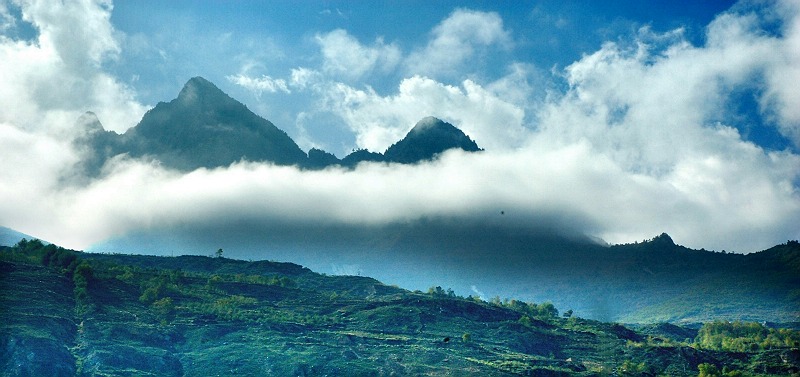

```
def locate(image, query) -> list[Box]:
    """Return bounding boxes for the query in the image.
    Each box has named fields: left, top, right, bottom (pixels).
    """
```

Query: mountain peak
left=652, top=233, right=674, bottom=245
left=410, top=116, right=447, bottom=133
left=382, top=117, right=481, bottom=163
left=177, top=76, right=228, bottom=105
left=120, top=76, right=308, bottom=170
left=75, top=111, right=105, bottom=134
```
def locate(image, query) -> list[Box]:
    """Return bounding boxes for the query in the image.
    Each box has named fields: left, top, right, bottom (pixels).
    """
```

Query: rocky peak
left=383, top=117, right=481, bottom=164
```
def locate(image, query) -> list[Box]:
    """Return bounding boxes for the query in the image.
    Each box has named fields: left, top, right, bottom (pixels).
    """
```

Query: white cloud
left=0, top=2, right=16, bottom=32
left=289, top=67, right=323, bottom=89
left=762, top=0, right=800, bottom=147
left=0, top=0, right=146, bottom=134
left=227, top=73, right=290, bottom=96
left=317, top=75, right=528, bottom=152
left=314, top=28, right=401, bottom=80
left=528, top=5, right=800, bottom=249
left=0, top=122, right=80, bottom=241
left=405, top=9, right=511, bottom=77
left=537, top=15, right=789, bottom=173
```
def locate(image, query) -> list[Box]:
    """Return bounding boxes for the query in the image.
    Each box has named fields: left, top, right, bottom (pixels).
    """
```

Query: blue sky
left=1, top=0, right=799, bottom=255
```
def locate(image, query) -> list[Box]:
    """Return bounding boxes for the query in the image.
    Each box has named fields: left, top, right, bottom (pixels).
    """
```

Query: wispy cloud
left=314, top=29, right=401, bottom=81
left=316, top=75, right=528, bottom=152
left=0, top=0, right=146, bottom=134
left=227, top=74, right=291, bottom=96
left=405, top=9, right=512, bottom=78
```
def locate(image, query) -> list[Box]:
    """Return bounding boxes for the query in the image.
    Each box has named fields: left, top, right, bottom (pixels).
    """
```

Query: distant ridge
left=77, top=77, right=482, bottom=173
left=0, top=226, right=41, bottom=247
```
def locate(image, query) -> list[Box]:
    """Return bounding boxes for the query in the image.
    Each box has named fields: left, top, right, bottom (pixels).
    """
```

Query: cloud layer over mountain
left=1, top=0, right=799, bottom=255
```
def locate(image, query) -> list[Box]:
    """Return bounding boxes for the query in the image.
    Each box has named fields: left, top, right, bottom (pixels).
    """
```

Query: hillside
left=2, top=240, right=799, bottom=376
left=91, top=221, right=800, bottom=325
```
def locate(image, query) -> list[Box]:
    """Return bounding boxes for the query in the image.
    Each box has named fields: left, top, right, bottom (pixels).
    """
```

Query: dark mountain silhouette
left=91, top=216, right=800, bottom=324
left=74, top=111, right=123, bottom=176
left=121, top=77, right=308, bottom=170
left=306, top=147, right=341, bottom=169
left=383, top=116, right=481, bottom=163
left=76, top=77, right=482, bottom=173
left=335, top=117, right=481, bottom=167
left=339, top=149, right=386, bottom=167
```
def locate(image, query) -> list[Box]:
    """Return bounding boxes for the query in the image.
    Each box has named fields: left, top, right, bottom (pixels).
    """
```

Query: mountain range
left=7, top=223, right=797, bottom=325
left=56, top=77, right=800, bottom=324
left=77, top=76, right=481, bottom=174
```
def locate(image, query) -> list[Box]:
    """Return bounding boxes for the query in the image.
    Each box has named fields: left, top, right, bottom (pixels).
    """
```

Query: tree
left=563, top=309, right=573, bottom=318
left=73, top=261, right=93, bottom=301
left=215, top=248, right=224, bottom=258
left=152, top=297, right=174, bottom=317
left=427, top=286, right=447, bottom=296
left=537, top=302, right=558, bottom=318
left=697, top=363, right=720, bottom=377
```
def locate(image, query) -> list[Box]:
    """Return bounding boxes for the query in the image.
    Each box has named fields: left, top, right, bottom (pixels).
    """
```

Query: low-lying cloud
left=1, top=0, right=799, bottom=257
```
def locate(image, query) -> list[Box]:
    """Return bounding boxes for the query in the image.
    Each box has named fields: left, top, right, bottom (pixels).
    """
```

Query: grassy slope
left=1, top=246, right=799, bottom=376
left=0, top=261, right=77, bottom=376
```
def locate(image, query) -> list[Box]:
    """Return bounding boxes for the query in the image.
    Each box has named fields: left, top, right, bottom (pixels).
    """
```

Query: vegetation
left=695, top=321, right=800, bottom=352
left=1, top=239, right=799, bottom=376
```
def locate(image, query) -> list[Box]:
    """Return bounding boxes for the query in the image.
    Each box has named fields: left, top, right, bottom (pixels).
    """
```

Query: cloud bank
left=0, top=0, right=799, bottom=257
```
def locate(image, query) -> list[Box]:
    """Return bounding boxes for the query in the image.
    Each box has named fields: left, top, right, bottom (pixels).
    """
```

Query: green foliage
left=139, top=277, right=166, bottom=304
left=697, top=363, right=720, bottom=377
left=151, top=297, right=174, bottom=317
left=115, top=265, right=135, bottom=282
left=619, top=360, right=649, bottom=376
left=426, top=285, right=455, bottom=297
left=502, top=299, right=559, bottom=319
left=694, top=320, right=800, bottom=352
left=696, top=363, right=743, bottom=377
left=4, top=244, right=800, bottom=377
left=73, top=261, right=93, bottom=301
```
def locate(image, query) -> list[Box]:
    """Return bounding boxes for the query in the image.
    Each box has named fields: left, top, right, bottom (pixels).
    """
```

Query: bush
left=695, top=321, right=800, bottom=352
left=73, top=261, right=93, bottom=301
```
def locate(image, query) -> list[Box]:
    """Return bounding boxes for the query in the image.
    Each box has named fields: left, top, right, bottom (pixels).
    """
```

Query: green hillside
left=2, top=240, right=799, bottom=376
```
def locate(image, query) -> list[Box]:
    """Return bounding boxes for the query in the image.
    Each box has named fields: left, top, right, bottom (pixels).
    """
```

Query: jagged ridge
left=78, top=77, right=482, bottom=173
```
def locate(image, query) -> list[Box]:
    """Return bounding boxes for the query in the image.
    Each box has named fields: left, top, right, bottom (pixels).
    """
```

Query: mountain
left=74, top=111, right=124, bottom=176
left=338, top=148, right=387, bottom=167
left=122, top=77, right=308, bottom=170
left=306, top=147, right=341, bottom=169
left=383, top=116, right=481, bottom=163
left=92, top=216, right=800, bottom=325
left=335, top=117, right=482, bottom=167
left=77, top=77, right=482, bottom=172
left=0, top=226, right=39, bottom=247
left=2, top=242, right=799, bottom=376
